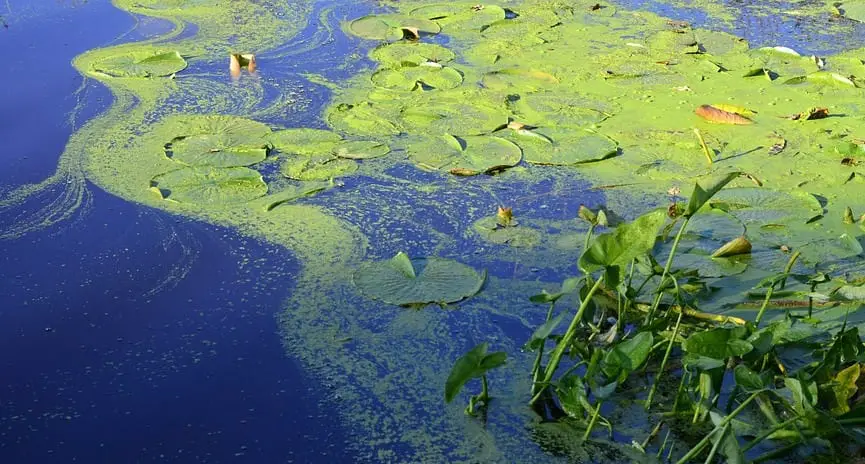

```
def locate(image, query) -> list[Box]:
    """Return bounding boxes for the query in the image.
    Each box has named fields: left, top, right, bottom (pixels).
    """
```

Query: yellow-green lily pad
left=167, top=134, right=269, bottom=167
left=352, top=252, right=485, bottom=306
left=282, top=155, right=358, bottom=181
left=348, top=14, right=441, bottom=41
left=333, top=141, right=391, bottom=160
left=370, top=42, right=456, bottom=67
left=409, top=3, right=507, bottom=32
left=269, top=128, right=342, bottom=155
left=91, top=50, right=187, bottom=78
left=151, top=166, right=267, bottom=204
left=408, top=134, right=521, bottom=175
left=371, top=63, right=463, bottom=91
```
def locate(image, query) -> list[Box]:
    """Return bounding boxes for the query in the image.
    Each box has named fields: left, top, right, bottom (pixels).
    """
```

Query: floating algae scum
left=4, top=0, right=865, bottom=461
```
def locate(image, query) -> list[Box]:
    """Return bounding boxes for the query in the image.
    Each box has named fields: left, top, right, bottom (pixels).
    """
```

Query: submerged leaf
left=353, top=252, right=486, bottom=306
left=409, top=134, right=521, bottom=175
left=281, top=155, right=357, bottom=181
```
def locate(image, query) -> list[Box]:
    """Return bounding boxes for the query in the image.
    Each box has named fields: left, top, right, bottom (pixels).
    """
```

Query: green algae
left=6, top=0, right=865, bottom=461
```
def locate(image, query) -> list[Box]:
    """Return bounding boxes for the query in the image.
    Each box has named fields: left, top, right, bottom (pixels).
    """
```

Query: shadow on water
left=0, top=0, right=352, bottom=462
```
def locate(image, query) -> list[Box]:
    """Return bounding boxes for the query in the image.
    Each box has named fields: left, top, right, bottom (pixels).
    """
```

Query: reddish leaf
left=695, top=105, right=753, bottom=125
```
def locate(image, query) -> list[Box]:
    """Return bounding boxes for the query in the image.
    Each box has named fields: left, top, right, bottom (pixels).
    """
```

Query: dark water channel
left=1, top=0, right=864, bottom=462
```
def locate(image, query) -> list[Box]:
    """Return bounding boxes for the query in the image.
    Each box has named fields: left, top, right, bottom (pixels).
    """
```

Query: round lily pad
left=167, top=134, right=268, bottom=167
left=281, top=155, right=358, bottom=181
left=707, top=188, right=822, bottom=225
left=511, top=93, right=618, bottom=127
left=370, top=42, right=456, bottom=66
left=408, top=134, right=522, bottom=175
left=327, top=101, right=402, bottom=136
left=91, top=50, right=187, bottom=78
left=352, top=252, right=486, bottom=306
left=372, top=64, right=463, bottom=91
left=410, top=3, right=507, bottom=32
left=400, top=95, right=509, bottom=135
left=349, top=14, right=441, bottom=41
left=269, top=128, right=342, bottom=155
left=170, top=115, right=272, bottom=142
left=510, top=129, right=618, bottom=165
left=481, top=68, right=559, bottom=92
left=473, top=216, right=541, bottom=247
left=151, top=166, right=267, bottom=204
left=333, top=141, right=391, bottom=160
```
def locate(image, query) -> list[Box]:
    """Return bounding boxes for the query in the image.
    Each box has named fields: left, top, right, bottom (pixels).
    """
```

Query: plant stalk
left=530, top=276, right=605, bottom=406
left=582, top=400, right=603, bottom=441
left=646, top=311, right=683, bottom=409
left=674, top=391, right=761, bottom=464
left=645, top=218, right=690, bottom=325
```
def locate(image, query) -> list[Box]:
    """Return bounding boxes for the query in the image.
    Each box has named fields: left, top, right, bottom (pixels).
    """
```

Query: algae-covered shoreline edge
left=2, top=0, right=865, bottom=462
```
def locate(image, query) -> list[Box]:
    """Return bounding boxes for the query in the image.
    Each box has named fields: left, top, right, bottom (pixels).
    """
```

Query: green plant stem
left=674, top=391, right=761, bottom=464
left=755, top=251, right=801, bottom=326
left=646, top=311, right=683, bottom=410
left=480, top=375, right=489, bottom=403
left=741, top=416, right=801, bottom=453
left=645, top=218, right=690, bottom=325
left=584, top=223, right=596, bottom=254
left=671, top=370, right=688, bottom=414
left=582, top=400, right=603, bottom=441
left=530, top=302, right=557, bottom=396
left=703, top=424, right=729, bottom=464
left=530, top=277, right=605, bottom=406
left=641, top=420, right=665, bottom=450
left=694, top=128, right=713, bottom=165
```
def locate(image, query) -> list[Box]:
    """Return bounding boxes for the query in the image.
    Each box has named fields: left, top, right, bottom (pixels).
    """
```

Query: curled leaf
left=711, top=236, right=752, bottom=258
left=787, top=107, right=830, bottom=121
left=695, top=105, right=752, bottom=125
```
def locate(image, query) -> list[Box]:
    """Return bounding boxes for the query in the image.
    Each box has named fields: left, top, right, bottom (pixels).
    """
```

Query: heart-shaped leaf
left=444, top=342, right=506, bottom=403
left=409, top=134, right=521, bottom=175
left=150, top=166, right=267, bottom=204
left=91, top=49, right=187, bottom=78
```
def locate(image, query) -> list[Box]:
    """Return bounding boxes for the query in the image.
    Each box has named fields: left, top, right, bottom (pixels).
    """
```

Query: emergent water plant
left=446, top=172, right=865, bottom=462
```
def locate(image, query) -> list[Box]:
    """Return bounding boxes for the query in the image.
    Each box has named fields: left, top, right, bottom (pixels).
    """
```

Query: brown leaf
left=507, top=121, right=526, bottom=130
left=842, top=157, right=859, bottom=166
left=787, top=107, right=830, bottom=121
left=497, top=206, right=515, bottom=227
left=229, top=53, right=256, bottom=77
left=590, top=3, right=602, bottom=10
left=695, top=105, right=753, bottom=125
left=768, top=137, right=786, bottom=155
left=401, top=27, right=420, bottom=40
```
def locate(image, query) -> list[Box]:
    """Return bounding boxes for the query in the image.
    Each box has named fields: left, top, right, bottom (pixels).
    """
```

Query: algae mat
left=2, top=0, right=865, bottom=461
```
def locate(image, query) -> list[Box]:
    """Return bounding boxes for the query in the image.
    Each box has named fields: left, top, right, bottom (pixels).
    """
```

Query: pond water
left=2, top=0, right=865, bottom=462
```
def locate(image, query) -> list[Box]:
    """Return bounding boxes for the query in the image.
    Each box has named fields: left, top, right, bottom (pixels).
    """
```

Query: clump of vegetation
left=447, top=173, right=865, bottom=462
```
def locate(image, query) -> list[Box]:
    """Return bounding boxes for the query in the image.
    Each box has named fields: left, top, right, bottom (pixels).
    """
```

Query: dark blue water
left=0, top=1, right=350, bottom=462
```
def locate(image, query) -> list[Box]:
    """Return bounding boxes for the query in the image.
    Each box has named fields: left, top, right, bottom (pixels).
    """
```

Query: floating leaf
left=838, top=2, right=865, bottom=23
left=482, top=68, right=559, bottom=92
left=353, top=252, right=486, bottom=306
left=683, top=327, right=753, bottom=360
left=328, top=101, right=401, bottom=136
left=281, top=155, right=357, bottom=181
left=371, top=64, right=463, bottom=91
left=711, top=104, right=757, bottom=118
left=259, top=181, right=333, bottom=211
left=91, top=50, right=187, bottom=78
left=758, top=46, right=800, bottom=57
left=784, top=71, right=857, bottom=87
left=695, top=105, right=753, bottom=125
left=370, top=42, right=455, bottom=66
left=269, top=128, right=342, bottom=155
left=167, top=134, right=268, bottom=167
left=401, top=95, right=509, bottom=135
left=408, top=134, right=521, bottom=175
left=410, top=3, right=507, bottom=32
left=473, top=216, right=541, bottom=247
left=170, top=115, right=272, bottom=142
left=511, top=129, right=618, bottom=166
left=348, top=14, right=441, bottom=41
left=787, top=107, right=830, bottom=121
left=151, top=166, right=267, bottom=204
left=332, top=140, right=390, bottom=159
left=509, top=93, right=617, bottom=127
left=707, top=187, right=822, bottom=225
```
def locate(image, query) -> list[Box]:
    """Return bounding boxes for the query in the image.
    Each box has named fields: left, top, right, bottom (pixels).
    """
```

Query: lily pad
left=408, top=134, right=522, bottom=175
left=371, top=64, right=463, bottom=91
left=170, top=115, right=272, bottom=142
left=282, top=155, right=357, bottom=181
left=410, top=3, right=507, bottom=32
left=91, top=50, right=187, bottom=78
left=510, top=93, right=617, bottom=128
left=401, top=95, right=509, bottom=135
left=332, top=140, right=391, bottom=160
left=473, top=216, right=541, bottom=247
left=784, top=71, right=858, bottom=87
left=481, top=68, right=559, bottom=92
left=707, top=188, right=822, bottom=226
left=151, top=166, right=267, bottom=204
left=837, top=2, right=865, bottom=23
left=269, top=128, right=342, bottom=155
left=370, top=42, right=455, bottom=67
left=352, top=252, right=486, bottom=306
left=349, top=14, right=441, bottom=41
left=509, top=129, right=618, bottom=166
left=167, top=134, right=269, bottom=167
left=328, top=102, right=402, bottom=136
